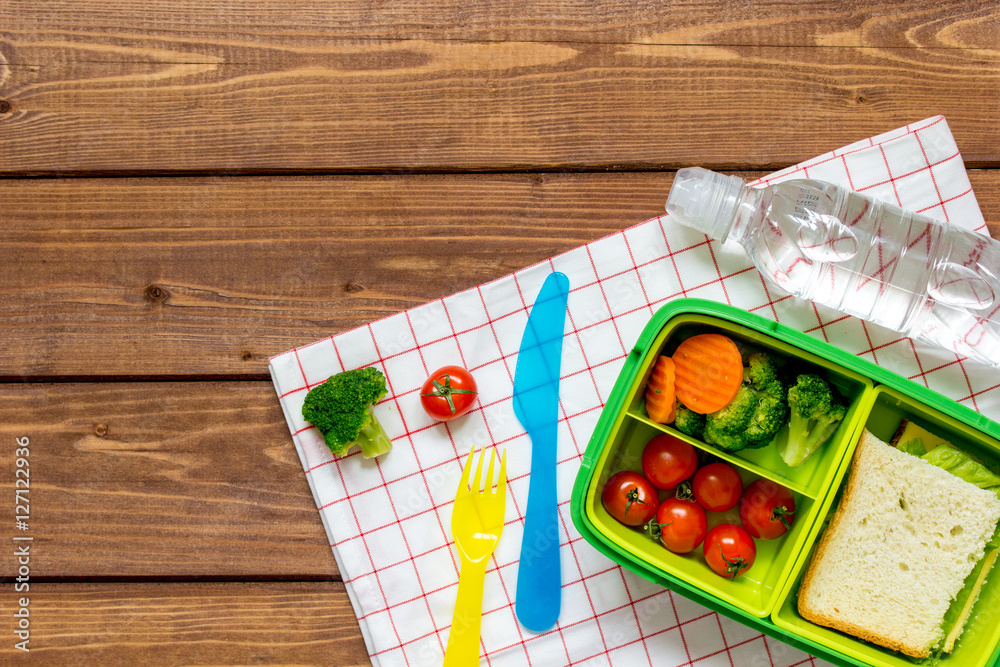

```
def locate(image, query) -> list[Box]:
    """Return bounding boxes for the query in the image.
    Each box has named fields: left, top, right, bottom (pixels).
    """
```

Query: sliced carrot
left=672, top=333, right=743, bottom=414
left=645, top=356, right=677, bottom=423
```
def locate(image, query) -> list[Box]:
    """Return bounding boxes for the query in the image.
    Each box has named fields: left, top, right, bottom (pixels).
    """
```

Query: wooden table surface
left=1, top=2, right=998, bottom=665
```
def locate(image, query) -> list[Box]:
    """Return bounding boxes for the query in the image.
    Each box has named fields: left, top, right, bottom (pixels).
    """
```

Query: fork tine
left=458, top=448, right=475, bottom=491
left=498, top=449, right=507, bottom=498
left=473, top=446, right=485, bottom=493
left=485, top=448, right=496, bottom=493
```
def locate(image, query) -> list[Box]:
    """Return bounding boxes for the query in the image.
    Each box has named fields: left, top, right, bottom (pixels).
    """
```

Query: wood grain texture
left=0, top=582, right=371, bottom=666
left=0, top=382, right=337, bottom=578
left=1, top=37, right=998, bottom=173
left=4, top=1, right=998, bottom=49
left=2, top=171, right=999, bottom=378
left=5, top=3, right=997, bottom=665
left=0, top=172, right=662, bottom=377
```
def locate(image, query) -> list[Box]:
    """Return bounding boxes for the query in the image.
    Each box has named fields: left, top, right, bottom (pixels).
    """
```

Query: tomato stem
left=719, top=545, right=750, bottom=577
left=623, top=486, right=649, bottom=517
left=770, top=505, right=794, bottom=530
left=420, top=374, right=477, bottom=414
left=644, top=517, right=672, bottom=541
left=675, top=480, right=695, bottom=502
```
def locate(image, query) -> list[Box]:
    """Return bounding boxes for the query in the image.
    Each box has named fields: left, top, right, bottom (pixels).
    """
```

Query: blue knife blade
left=513, top=271, right=569, bottom=632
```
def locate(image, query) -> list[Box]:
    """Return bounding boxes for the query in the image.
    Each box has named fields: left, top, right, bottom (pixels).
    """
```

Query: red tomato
left=692, top=462, right=743, bottom=512
left=653, top=497, right=707, bottom=554
left=420, top=366, right=478, bottom=421
left=703, top=524, right=756, bottom=578
left=740, top=478, right=796, bottom=540
left=602, top=471, right=658, bottom=527
left=641, top=434, right=698, bottom=490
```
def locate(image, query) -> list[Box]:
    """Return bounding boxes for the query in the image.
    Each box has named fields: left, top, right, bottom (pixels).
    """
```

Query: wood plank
left=0, top=172, right=663, bottom=377
left=0, top=582, right=372, bottom=666
left=4, top=1, right=997, bottom=49
left=0, top=381, right=338, bottom=578
left=3, top=171, right=999, bottom=378
left=2, top=39, right=999, bottom=173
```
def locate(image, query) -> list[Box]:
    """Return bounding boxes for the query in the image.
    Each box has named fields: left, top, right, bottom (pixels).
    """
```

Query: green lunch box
left=570, top=299, right=1000, bottom=667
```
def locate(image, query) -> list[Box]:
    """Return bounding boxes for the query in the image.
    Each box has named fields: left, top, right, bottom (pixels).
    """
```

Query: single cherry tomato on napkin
left=642, top=433, right=698, bottom=490
left=651, top=497, right=707, bottom=554
left=740, top=478, right=796, bottom=540
left=602, top=471, right=658, bottom=527
left=692, top=462, right=743, bottom=512
left=420, top=366, right=478, bottom=421
left=703, top=524, right=756, bottom=578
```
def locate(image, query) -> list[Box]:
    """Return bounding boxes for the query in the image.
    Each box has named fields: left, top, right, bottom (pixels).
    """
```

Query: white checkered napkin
left=270, top=115, right=996, bottom=667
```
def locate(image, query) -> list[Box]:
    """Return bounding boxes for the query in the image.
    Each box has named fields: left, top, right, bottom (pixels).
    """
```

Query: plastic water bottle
left=665, top=167, right=1000, bottom=367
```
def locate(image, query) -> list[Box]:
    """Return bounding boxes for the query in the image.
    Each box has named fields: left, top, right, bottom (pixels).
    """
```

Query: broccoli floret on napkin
left=302, top=367, right=393, bottom=458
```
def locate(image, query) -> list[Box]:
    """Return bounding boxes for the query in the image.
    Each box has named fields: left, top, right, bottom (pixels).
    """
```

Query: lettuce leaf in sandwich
left=919, top=443, right=1000, bottom=499
left=894, top=432, right=1000, bottom=659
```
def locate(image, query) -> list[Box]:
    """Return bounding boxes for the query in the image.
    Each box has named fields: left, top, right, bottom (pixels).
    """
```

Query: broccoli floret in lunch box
left=301, top=366, right=393, bottom=458
left=702, top=352, right=788, bottom=452
left=743, top=349, right=780, bottom=388
left=703, top=386, right=757, bottom=450
left=673, top=404, right=706, bottom=439
left=771, top=373, right=846, bottom=467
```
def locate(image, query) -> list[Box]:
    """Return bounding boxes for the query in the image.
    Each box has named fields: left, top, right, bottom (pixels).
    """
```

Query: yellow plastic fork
left=443, top=447, right=507, bottom=667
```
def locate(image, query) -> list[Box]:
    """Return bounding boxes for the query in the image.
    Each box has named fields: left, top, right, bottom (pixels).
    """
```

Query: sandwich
left=797, top=429, right=1000, bottom=659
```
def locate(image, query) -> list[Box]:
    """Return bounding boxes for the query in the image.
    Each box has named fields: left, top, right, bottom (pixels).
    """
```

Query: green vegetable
left=899, top=437, right=1000, bottom=543
left=896, top=437, right=926, bottom=457
left=702, top=352, right=788, bottom=452
left=703, top=386, right=757, bottom=450
left=900, top=436, right=1000, bottom=659
left=742, top=353, right=790, bottom=444
left=743, top=350, right=780, bottom=388
left=940, top=546, right=998, bottom=656
left=918, top=442, right=1000, bottom=498
left=772, top=373, right=846, bottom=467
left=936, top=527, right=1000, bottom=660
left=673, top=404, right=706, bottom=439
left=302, top=367, right=393, bottom=458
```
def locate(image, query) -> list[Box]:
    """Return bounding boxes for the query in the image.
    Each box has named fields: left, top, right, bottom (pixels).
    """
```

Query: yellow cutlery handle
left=443, top=555, right=488, bottom=667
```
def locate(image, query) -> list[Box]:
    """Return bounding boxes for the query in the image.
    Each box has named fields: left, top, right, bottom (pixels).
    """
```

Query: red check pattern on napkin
left=270, top=115, right=996, bottom=667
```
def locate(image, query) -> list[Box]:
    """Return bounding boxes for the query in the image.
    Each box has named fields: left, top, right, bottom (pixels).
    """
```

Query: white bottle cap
left=666, top=167, right=746, bottom=241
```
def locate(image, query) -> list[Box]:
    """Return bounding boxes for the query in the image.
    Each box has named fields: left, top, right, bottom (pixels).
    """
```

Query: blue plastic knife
left=513, top=271, right=570, bottom=632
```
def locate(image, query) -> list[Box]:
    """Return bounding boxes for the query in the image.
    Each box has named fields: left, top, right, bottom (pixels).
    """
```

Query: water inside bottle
left=750, top=180, right=933, bottom=331
left=746, top=180, right=1000, bottom=363
left=921, top=232, right=1000, bottom=362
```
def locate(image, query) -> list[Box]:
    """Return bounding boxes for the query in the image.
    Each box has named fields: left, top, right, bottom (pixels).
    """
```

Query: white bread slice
left=798, top=430, right=1000, bottom=658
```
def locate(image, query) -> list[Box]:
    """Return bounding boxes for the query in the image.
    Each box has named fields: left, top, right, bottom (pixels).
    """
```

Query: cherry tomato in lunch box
left=740, top=478, right=796, bottom=540
left=652, top=497, right=707, bottom=554
left=642, top=433, right=698, bottom=490
left=420, top=366, right=478, bottom=421
left=703, top=524, right=756, bottom=579
left=692, top=462, right=743, bottom=512
left=602, top=471, right=658, bottom=527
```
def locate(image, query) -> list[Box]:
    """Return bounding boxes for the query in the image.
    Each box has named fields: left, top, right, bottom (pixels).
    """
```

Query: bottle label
left=793, top=189, right=821, bottom=218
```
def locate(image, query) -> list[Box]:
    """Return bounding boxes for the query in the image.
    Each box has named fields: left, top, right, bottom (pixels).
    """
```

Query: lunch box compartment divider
left=623, top=315, right=871, bottom=499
